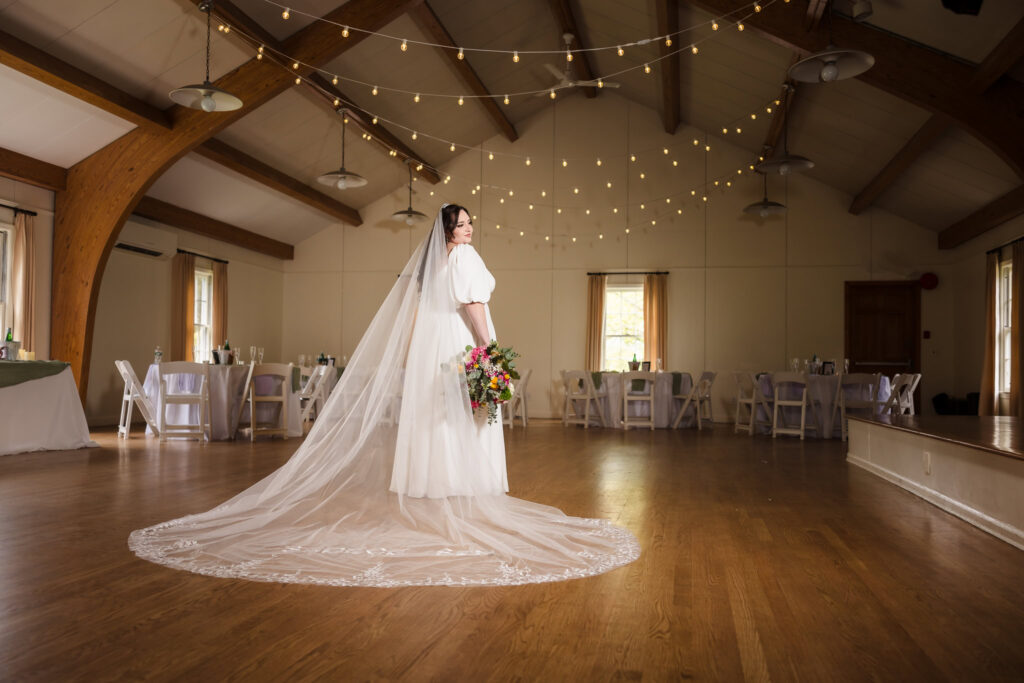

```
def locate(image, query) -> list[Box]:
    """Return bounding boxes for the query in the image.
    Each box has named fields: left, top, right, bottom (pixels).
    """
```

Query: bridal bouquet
left=464, top=341, right=520, bottom=424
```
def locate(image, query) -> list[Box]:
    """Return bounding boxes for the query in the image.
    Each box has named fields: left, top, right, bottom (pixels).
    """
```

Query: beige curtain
left=171, top=252, right=195, bottom=361
left=584, top=274, right=606, bottom=372
left=980, top=251, right=999, bottom=416
left=212, top=261, right=228, bottom=349
left=644, top=273, right=667, bottom=369
left=1012, top=242, right=1024, bottom=418
left=10, top=212, right=35, bottom=352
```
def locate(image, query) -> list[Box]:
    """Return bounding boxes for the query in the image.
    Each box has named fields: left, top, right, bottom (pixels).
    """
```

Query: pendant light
left=392, top=161, right=427, bottom=225
left=744, top=173, right=786, bottom=217
left=317, top=111, right=367, bottom=190
left=169, top=1, right=243, bottom=112
left=756, top=85, right=814, bottom=175
left=788, top=0, right=874, bottom=83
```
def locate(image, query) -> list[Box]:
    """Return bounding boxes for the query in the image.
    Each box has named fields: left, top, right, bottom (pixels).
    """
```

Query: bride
left=130, top=204, right=640, bottom=586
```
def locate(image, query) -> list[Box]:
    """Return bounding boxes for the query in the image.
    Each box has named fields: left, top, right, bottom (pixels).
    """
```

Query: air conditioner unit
left=115, top=220, right=178, bottom=259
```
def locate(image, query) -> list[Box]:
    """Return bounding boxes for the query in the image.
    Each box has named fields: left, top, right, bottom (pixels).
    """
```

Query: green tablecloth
left=0, top=360, right=70, bottom=389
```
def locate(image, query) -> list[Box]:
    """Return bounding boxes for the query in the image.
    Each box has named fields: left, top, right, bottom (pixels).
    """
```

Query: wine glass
left=298, top=354, right=306, bottom=367
left=790, top=357, right=799, bottom=372
left=249, top=345, right=256, bottom=363
left=257, top=347, right=265, bottom=364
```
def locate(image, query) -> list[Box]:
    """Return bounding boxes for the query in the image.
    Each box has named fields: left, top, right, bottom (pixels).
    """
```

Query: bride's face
left=450, top=210, right=473, bottom=244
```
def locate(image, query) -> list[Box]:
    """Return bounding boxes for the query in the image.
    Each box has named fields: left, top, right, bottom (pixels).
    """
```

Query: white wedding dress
left=129, top=207, right=639, bottom=587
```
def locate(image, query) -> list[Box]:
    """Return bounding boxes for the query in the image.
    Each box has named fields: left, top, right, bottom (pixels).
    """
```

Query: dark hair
left=442, top=204, right=470, bottom=243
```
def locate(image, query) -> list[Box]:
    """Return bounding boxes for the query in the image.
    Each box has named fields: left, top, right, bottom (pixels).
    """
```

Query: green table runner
left=0, top=360, right=70, bottom=389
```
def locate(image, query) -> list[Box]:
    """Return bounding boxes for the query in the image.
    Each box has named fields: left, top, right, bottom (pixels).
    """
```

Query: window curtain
left=212, top=261, right=228, bottom=349
left=584, top=274, right=606, bottom=372
left=643, top=273, right=667, bottom=369
left=980, top=251, right=999, bottom=416
left=1012, top=241, right=1024, bottom=418
left=171, top=252, right=195, bottom=361
left=10, top=212, right=35, bottom=352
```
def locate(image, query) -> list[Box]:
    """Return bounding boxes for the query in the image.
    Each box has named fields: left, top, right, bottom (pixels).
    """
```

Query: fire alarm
left=919, top=272, right=939, bottom=290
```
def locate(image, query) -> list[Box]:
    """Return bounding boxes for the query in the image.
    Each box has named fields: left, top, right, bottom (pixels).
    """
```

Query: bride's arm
left=464, top=302, right=490, bottom=346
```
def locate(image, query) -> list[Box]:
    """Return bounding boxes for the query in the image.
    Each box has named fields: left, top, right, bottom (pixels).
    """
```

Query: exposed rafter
left=548, top=0, right=598, bottom=98
left=0, top=28, right=171, bottom=130
left=51, top=0, right=421, bottom=400
left=655, top=0, right=681, bottom=134
left=133, top=196, right=294, bottom=260
left=938, top=185, right=1024, bottom=250
left=761, top=55, right=801, bottom=159
left=683, top=0, right=1024, bottom=179
left=804, top=0, right=828, bottom=32
left=194, top=139, right=362, bottom=225
left=409, top=2, right=518, bottom=142
left=850, top=17, right=1024, bottom=215
left=306, top=74, right=442, bottom=184
left=0, top=147, right=67, bottom=192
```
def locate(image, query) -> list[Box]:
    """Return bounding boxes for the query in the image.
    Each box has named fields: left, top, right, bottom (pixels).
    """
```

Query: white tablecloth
left=757, top=374, right=892, bottom=438
left=0, top=367, right=97, bottom=456
left=144, top=364, right=302, bottom=439
left=593, top=372, right=694, bottom=429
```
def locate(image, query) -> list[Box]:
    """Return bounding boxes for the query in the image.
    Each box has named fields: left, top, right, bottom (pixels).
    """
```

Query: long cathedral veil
left=129, top=207, right=639, bottom=586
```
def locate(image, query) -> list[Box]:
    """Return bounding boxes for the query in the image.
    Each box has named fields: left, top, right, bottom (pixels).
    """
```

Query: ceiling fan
left=537, top=33, right=620, bottom=96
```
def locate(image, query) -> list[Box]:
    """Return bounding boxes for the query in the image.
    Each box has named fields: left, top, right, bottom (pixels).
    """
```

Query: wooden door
left=844, top=281, right=921, bottom=395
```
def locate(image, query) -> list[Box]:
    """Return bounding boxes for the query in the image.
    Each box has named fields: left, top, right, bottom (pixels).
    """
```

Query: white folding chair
left=831, top=372, right=882, bottom=441
left=669, top=373, right=695, bottom=428
left=621, top=371, right=656, bottom=431
left=299, top=365, right=331, bottom=430
left=114, top=360, right=160, bottom=438
left=246, top=363, right=293, bottom=441
left=157, top=361, right=210, bottom=442
left=694, top=370, right=716, bottom=427
left=232, top=361, right=255, bottom=440
left=733, top=372, right=773, bottom=435
left=503, top=368, right=532, bottom=430
left=562, top=370, right=607, bottom=428
left=881, top=373, right=918, bottom=416
left=771, top=371, right=817, bottom=440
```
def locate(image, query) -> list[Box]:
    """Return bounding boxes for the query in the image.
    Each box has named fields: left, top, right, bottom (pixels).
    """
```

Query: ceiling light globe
left=820, top=61, right=840, bottom=82
left=200, top=94, right=217, bottom=112
left=779, top=163, right=791, bottom=176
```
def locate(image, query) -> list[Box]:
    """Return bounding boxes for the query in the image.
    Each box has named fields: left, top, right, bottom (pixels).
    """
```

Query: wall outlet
left=923, top=451, right=932, bottom=476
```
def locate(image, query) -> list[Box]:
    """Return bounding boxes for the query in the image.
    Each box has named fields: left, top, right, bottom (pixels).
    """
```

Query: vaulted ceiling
left=1, top=0, right=1022, bottom=247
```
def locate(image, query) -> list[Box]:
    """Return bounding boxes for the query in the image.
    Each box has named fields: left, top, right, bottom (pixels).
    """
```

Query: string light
left=457, top=48, right=464, bottom=60
left=450, top=143, right=456, bottom=151
left=411, top=131, right=418, bottom=140
left=372, top=85, right=378, bottom=96
left=333, top=97, right=339, bottom=106
left=458, top=96, right=464, bottom=106
left=643, top=64, right=652, bottom=74
left=294, top=76, right=301, bottom=85
left=513, top=51, right=519, bottom=63
left=754, top=2, right=762, bottom=11
left=566, top=49, right=573, bottom=62
left=282, top=7, right=290, bottom=19
left=598, top=79, right=604, bottom=88
left=561, top=159, right=567, bottom=167
left=691, top=45, right=699, bottom=55
left=712, top=21, right=719, bottom=30
left=549, top=89, right=556, bottom=99
left=617, top=45, right=625, bottom=56
left=738, top=23, right=745, bottom=31
left=400, top=39, right=408, bottom=51
left=596, top=158, right=602, bottom=166
left=665, top=36, right=672, bottom=47
left=607, top=182, right=612, bottom=188
left=488, top=152, right=494, bottom=160
left=372, top=116, right=378, bottom=124
left=292, top=61, right=299, bottom=70
left=525, top=157, right=531, bottom=166
left=504, top=95, right=510, bottom=105
left=414, top=93, right=420, bottom=103
left=630, top=154, right=637, bottom=162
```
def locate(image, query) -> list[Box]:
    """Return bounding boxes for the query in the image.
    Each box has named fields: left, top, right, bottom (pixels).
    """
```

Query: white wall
left=85, top=219, right=285, bottom=425
left=0, top=177, right=53, bottom=359
left=281, top=93, right=961, bottom=419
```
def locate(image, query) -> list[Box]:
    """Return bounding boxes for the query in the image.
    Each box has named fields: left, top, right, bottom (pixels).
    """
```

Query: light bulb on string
left=566, top=50, right=573, bottom=62
left=625, top=228, right=630, bottom=234
left=640, top=172, right=646, bottom=179
left=693, top=139, right=699, bottom=145
left=613, top=207, right=619, bottom=213
left=561, top=159, right=567, bottom=167
left=573, top=187, right=579, bottom=194
left=450, top=143, right=455, bottom=151
left=596, top=158, right=602, bottom=166
left=458, top=96, right=464, bottom=106
left=292, top=62, right=299, bottom=70
left=342, top=26, right=349, bottom=37
left=557, top=208, right=562, bottom=214
left=372, top=85, right=378, bottom=96
left=294, top=76, right=301, bottom=85
left=712, top=21, right=719, bottom=30
left=606, top=181, right=612, bottom=188
left=504, top=95, right=510, bottom=105
left=541, top=191, right=547, bottom=197
left=736, top=127, right=742, bottom=134
left=529, top=204, right=534, bottom=210
left=549, top=89, right=556, bottom=99
left=751, top=113, right=756, bottom=119
left=333, top=97, right=339, bottom=106
left=665, top=36, right=672, bottom=47
left=520, top=231, right=524, bottom=236
left=282, top=7, right=290, bottom=19
left=630, top=154, right=637, bottom=162
left=617, top=46, right=624, bottom=56
left=488, top=152, right=494, bottom=160
left=738, top=23, right=745, bottom=31
left=598, top=79, right=604, bottom=88
left=372, top=116, right=378, bottom=124
left=754, top=2, right=762, bottom=12
left=400, top=39, right=408, bottom=52
left=691, top=45, right=699, bottom=55
left=598, top=233, right=604, bottom=239
left=411, top=131, right=417, bottom=140
left=525, top=157, right=531, bottom=166
left=644, top=64, right=652, bottom=74
left=413, top=93, right=420, bottom=103
left=513, top=51, right=519, bottom=63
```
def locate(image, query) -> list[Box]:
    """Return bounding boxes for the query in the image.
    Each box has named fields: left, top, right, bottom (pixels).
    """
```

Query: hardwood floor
left=2, top=422, right=1022, bottom=681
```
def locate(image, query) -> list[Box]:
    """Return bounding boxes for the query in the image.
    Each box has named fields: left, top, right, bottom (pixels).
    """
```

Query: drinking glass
left=298, top=354, right=306, bottom=367
left=249, top=345, right=256, bottom=363
left=802, top=359, right=809, bottom=373
left=257, top=347, right=265, bottom=364
left=656, top=358, right=663, bottom=372
left=843, top=358, right=850, bottom=374
left=790, top=357, right=799, bottom=372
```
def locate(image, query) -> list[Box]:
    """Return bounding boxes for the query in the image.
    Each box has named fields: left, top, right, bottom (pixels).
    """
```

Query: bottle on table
left=154, top=346, right=163, bottom=364
left=5, top=327, right=12, bottom=342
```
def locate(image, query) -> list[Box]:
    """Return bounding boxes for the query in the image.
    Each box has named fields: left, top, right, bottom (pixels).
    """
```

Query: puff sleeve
left=448, top=244, right=495, bottom=304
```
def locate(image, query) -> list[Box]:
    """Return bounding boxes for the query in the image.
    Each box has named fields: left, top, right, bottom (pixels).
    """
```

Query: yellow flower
left=474, top=363, right=479, bottom=368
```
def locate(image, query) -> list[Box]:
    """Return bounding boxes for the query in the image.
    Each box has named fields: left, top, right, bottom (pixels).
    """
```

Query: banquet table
left=593, top=372, right=695, bottom=429
left=757, top=373, right=892, bottom=438
left=143, top=364, right=302, bottom=440
left=0, top=361, right=97, bottom=456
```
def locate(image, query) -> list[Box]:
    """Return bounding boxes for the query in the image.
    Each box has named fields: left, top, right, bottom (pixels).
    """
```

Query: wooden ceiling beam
left=804, top=0, right=828, bottom=32
left=761, top=55, right=801, bottom=159
left=305, top=74, right=442, bottom=184
left=51, top=0, right=420, bottom=401
left=548, top=0, right=598, bottom=98
left=0, top=147, right=67, bottom=192
left=655, top=0, right=681, bottom=134
left=682, top=0, right=1024, bottom=179
left=0, top=28, right=171, bottom=130
left=133, top=196, right=293, bottom=260
left=409, top=2, right=518, bottom=142
left=850, top=16, right=1024, bottom=215
left=194, top=139, right=362, bottom=225
left=938, top=184, right=1024, bottom=250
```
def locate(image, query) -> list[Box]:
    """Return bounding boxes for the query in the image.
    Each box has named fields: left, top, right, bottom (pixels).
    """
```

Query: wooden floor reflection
left=1, top=422, right=1022, bottom=681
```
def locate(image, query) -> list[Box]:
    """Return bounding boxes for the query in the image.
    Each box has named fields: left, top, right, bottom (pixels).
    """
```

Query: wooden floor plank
left=1, top=423, right=1023, bottom=681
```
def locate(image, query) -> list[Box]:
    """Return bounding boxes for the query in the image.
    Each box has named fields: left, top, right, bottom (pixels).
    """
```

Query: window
left=997, top=260, right=1012, bottom=394
left=0, top=225, right=10, bottom=335
left=602, top=283, right=644, bottom=371
left=193, top=267, right=213, bottom=362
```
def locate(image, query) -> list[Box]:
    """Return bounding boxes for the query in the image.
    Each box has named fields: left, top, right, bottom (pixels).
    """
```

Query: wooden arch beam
left=548, top=0, right=598, bottom=98
left=938, top=184, right=1024, bottom=250
left=850, top=17, right=1024, bottom=215
left=683, top=0, right=1024, bottom=179
left=655, top=0, right=681, bottom=134
left=409, top=2, right=518, bottom=142
left=51, top=0, right=421, bottom=401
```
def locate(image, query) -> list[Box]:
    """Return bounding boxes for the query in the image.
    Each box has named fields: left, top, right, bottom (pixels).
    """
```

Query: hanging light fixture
left=744, top=173, right=786, bottom=217
left=756, top=86, right=814, bottom=175
left=392, top=161, right=428, bottom=225
left=317, top=111, right=367, bottom=190
left=788, top=1, right=874, bottom=83
left=169, top=1, right=243, bottom=111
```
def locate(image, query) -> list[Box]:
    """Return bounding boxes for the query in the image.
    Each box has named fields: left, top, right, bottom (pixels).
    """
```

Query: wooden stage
left=2, top=422, right=1023, bottom=680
